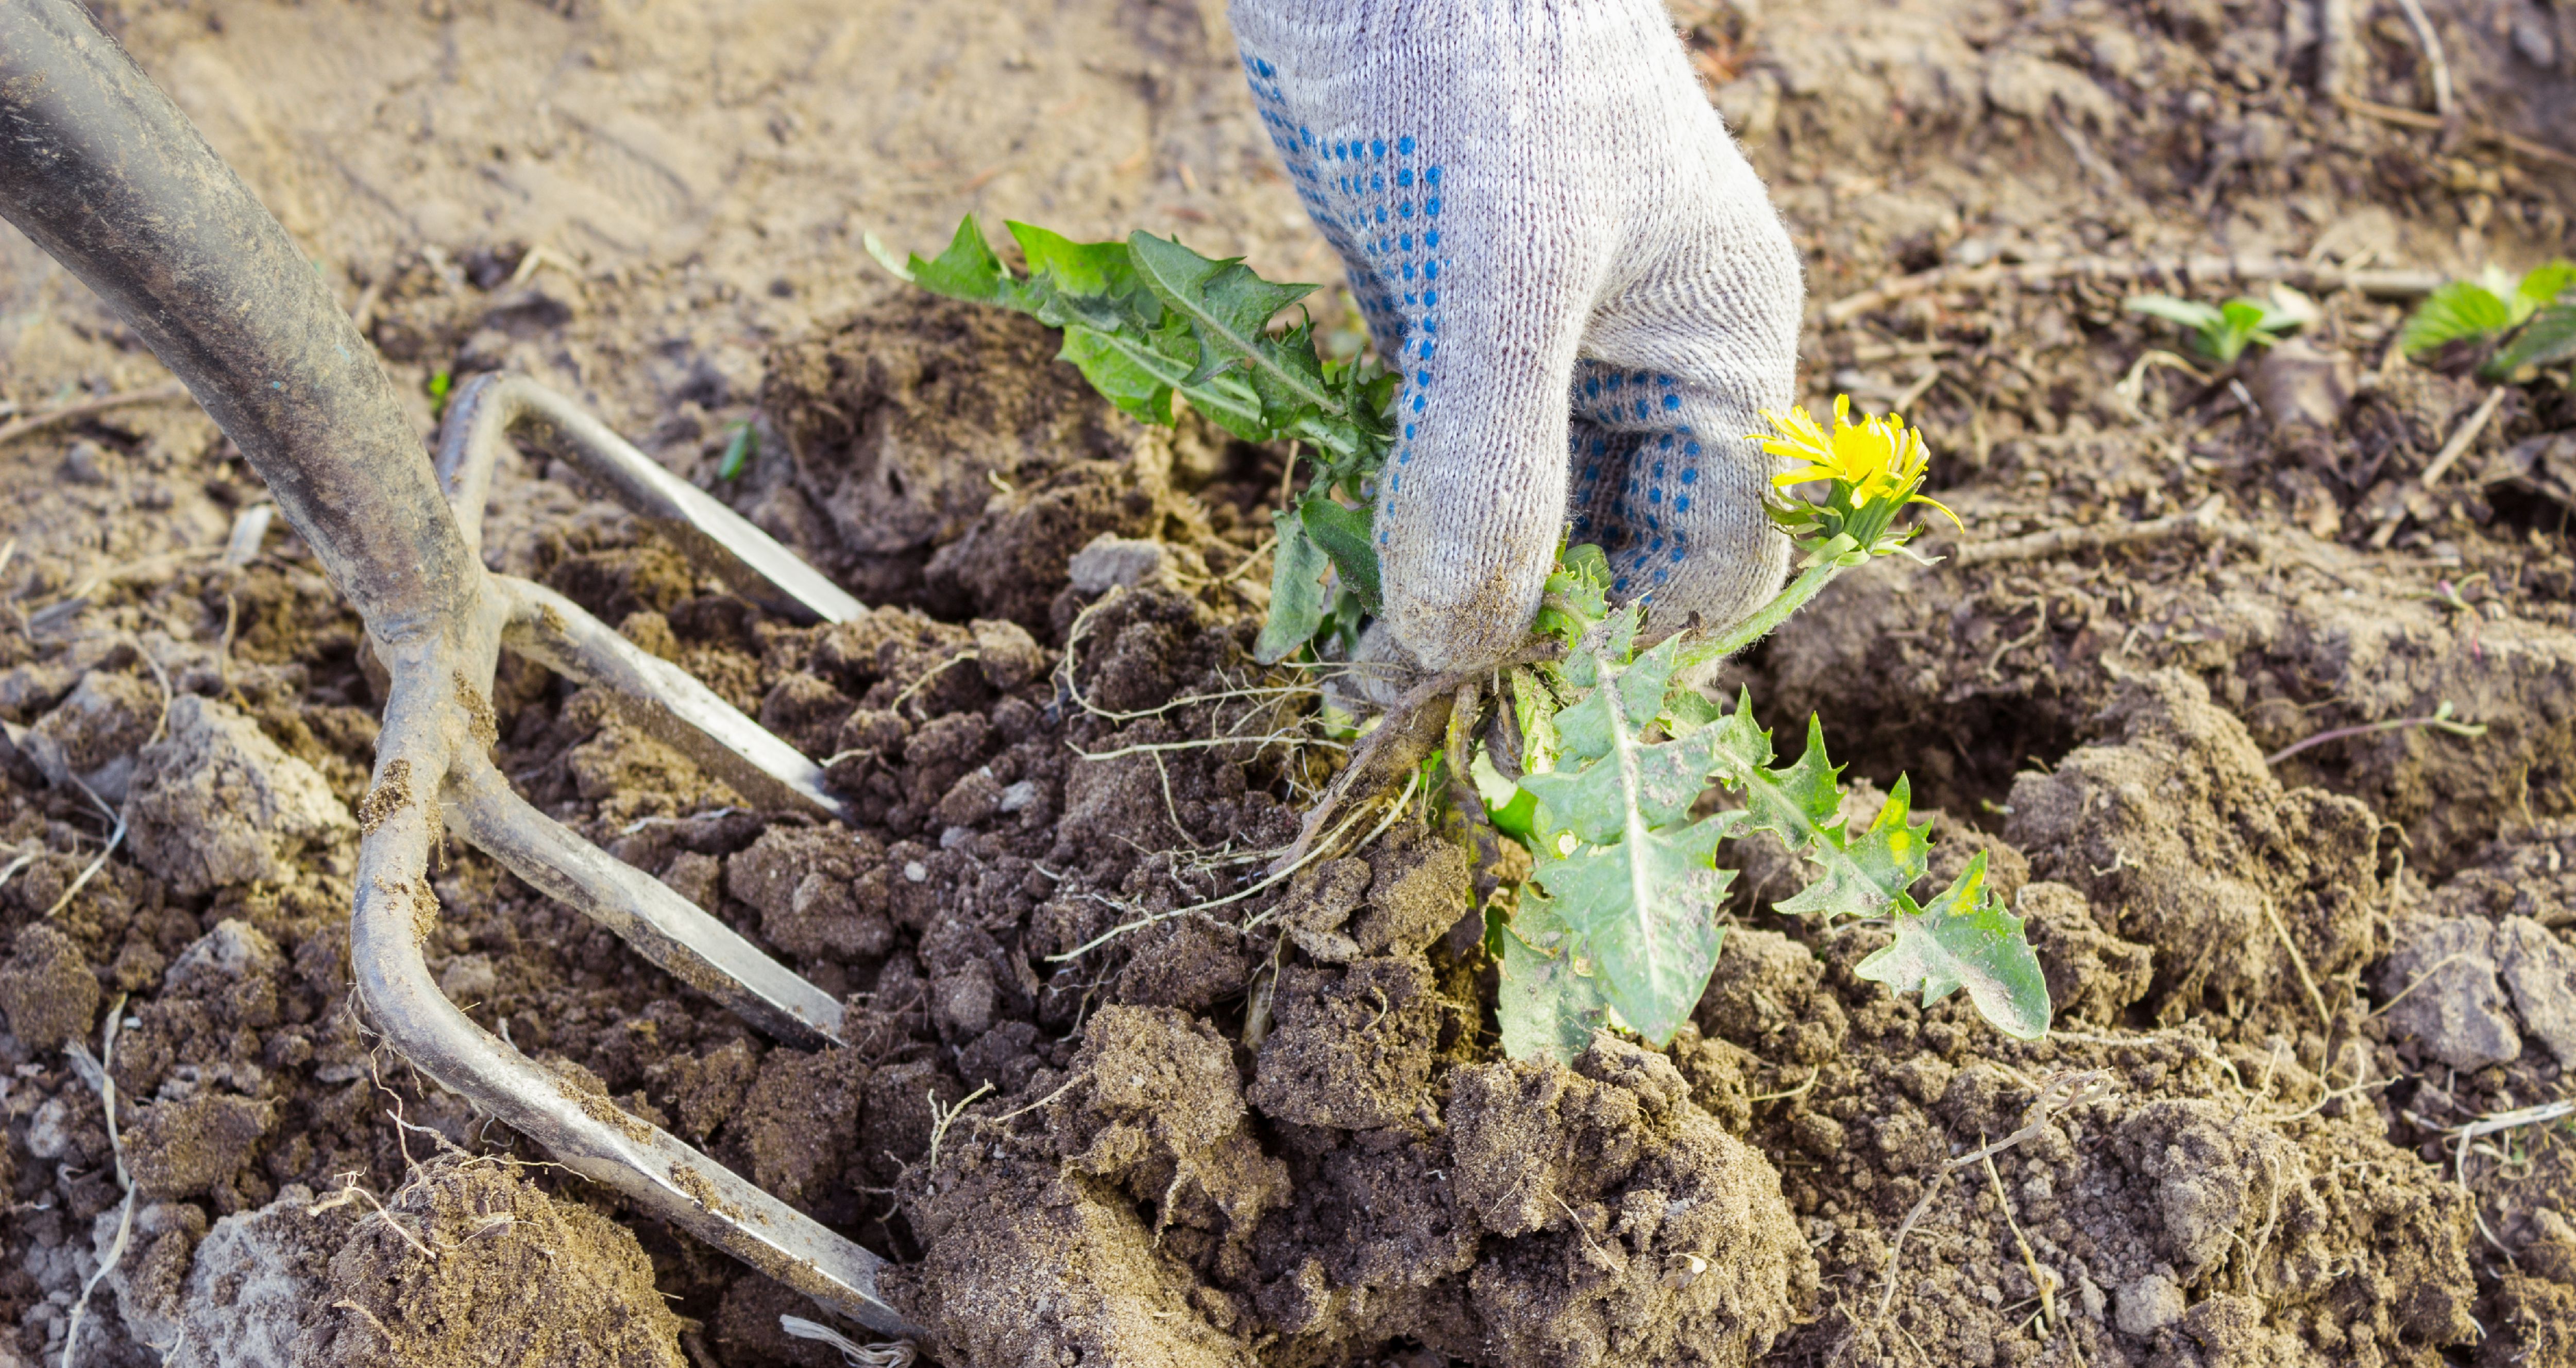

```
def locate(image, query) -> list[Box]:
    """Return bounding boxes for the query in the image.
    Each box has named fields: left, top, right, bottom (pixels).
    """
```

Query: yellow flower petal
left=1909, top=492, right=1965, bottom=531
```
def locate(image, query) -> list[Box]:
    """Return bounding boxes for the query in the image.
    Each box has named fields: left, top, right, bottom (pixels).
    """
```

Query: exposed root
left=1980, top=1149, right=2060, bottom=1339
left=779, top=1314, right=918, bottom=1367
left=889, top=649, right=979, bottom=716
left=1046, top=788, right=1385, bottom=962
left=62, top=995, right=135, bottom=1368
left=1263, top=643, right=1556, bottom=879
left=2256, top=896, right=2334, bottom=1033
left=926, top=1083, right=996, bottom=1169
left=2449, top=1101, right=2576, bottom=1261
left=309, top=1172, right=439, bottom=1264
left=1071, top=729, right=1345, bottom=761
left=2369, top=951, right=2473, bottom=1018
left=2264, top=701, right=2486, bottom=765
left=41, top=639, right=170, bottom=919
left=1058, top=584, right=1342, bottom=724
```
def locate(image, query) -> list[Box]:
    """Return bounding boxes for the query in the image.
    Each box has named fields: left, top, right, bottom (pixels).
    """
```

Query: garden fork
left=0, top=0, right=918, bottom=1336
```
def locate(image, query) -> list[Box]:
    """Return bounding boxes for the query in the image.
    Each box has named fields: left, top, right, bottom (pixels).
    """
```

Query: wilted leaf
left=1494, top=889, right=1622, bottom=1062
left=1254, top=514, right=1330, bottom=664
left=1298, top=497, right=1381, bottom=616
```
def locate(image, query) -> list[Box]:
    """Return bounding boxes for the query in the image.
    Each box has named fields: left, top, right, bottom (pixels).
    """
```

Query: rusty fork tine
left=437, top=373, right=855, bottom=821
left=353, top=752, right=902, bottom=1329
left=0, top=3, right=917, bottom=1336
left=438, top=372, right=862, bottom=624
left=498, top=575, right=852, bottom=822
left=445, top=757, right=845, bottom=1048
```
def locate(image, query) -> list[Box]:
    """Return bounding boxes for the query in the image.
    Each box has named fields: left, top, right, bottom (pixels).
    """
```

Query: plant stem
left=1701, top=558, right=1849, bottom=660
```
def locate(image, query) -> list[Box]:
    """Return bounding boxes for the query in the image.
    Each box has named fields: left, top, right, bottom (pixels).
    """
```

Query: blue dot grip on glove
left=1232, top=0, right=1806, bottom=674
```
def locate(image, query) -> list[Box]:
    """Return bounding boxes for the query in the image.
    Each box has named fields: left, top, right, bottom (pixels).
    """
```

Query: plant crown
left=884, top=216, right=2052, bottom=1060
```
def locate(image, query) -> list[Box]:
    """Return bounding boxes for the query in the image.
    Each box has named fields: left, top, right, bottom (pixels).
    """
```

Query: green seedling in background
left=2401, top=259, right=2576, bottom=380
left=719, top=422, right=757, bottom=481
left=883, top=218, right=2052, bottom=1061
left=2124, top=287, right=2316, bottom=363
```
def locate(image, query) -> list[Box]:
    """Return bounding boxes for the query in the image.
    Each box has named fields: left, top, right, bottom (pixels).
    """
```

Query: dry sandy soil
left=4, top=0, right=2576, bottom=1365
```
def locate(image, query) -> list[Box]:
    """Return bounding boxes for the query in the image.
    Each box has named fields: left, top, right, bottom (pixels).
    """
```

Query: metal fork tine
left=437, top=374, right=863, bottom=625
left=446, top=758, right=845, bottom=1049
left=351, top=754, right=907, bottom=1332
left=498, top=577, right=851, bottom=822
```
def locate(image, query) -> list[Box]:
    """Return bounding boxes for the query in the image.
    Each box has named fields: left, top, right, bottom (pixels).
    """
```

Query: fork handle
left=0, top=0, right=474, bottom=640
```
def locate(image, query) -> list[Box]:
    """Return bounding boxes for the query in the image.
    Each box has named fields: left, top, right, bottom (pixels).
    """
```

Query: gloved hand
left=1229, top=0, right=1804, bottom=675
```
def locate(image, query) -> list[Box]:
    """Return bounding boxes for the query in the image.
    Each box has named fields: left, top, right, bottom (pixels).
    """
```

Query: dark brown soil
left=4, top=0, right=2576, bottom=1365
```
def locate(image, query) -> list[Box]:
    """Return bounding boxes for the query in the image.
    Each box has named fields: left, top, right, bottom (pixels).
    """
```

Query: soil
left=3, top=0, right=2575, bottom=1365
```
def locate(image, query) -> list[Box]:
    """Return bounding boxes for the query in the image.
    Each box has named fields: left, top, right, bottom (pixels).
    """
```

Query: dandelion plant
left=880, top=216, right=2052, bottom=1061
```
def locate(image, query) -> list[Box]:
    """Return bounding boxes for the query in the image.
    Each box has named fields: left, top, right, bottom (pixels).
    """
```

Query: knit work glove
left=1229, top=0, right=1805, bottom=675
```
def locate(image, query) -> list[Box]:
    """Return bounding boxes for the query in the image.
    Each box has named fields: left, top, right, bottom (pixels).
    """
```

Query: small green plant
left=427, top=367, right=453, bottom=418
left=882, top=218, right=2050, bottom=1059
left=2399, top=259, right=2576, bottom=379
left=2124, top=288, right=2316, bottom=363
left=718, top=421, right=757, bottom=481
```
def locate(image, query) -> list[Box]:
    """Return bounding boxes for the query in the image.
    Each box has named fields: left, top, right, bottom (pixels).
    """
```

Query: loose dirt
left=3, top=1, right=2575, bottom=1366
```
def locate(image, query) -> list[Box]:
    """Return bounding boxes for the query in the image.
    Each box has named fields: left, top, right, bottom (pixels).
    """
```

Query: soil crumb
left=307, top=1158, right=688, bottom=1368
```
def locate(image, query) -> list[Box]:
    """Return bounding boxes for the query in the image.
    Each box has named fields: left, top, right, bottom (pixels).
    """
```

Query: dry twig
left=1825, top=256, right=2438, bottom=326
left=1950, top=496, right=2231, bottom=568
left=2420, top=386, right=2507, bottom=488
left=2388, top=0, right=2455, bottom=129
left=2332, top=93, right=2576, bottom=171
left=0, top=380, right=189, bottom=448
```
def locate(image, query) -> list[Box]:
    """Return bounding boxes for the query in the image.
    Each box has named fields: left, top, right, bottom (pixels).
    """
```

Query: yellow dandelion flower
left=1751, top=394, right=1962, bottom=531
